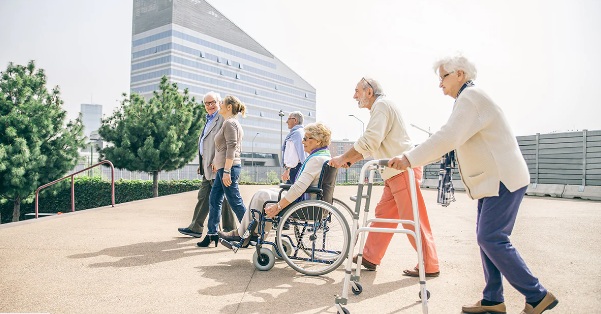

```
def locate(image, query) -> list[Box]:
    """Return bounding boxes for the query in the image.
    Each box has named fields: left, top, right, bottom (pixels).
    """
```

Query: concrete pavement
left=1, top=185, right=600, bottom=313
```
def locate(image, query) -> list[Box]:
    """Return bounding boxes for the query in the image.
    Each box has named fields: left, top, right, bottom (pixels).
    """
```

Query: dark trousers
left=477, top=183, right=547, bottom=303
left=187, top=177, right=237, bottom=233
left=286, top=163, right=302, bottom=184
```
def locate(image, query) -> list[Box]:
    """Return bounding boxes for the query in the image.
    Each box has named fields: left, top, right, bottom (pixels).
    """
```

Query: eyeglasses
left=204, top=100, right=217, bottom=106
left=302, top=136, right=313, bottom=141
left=287, top=117, right=296, bottom=121
left=362, top=77, right=374, bottom=91
left=439, top=71, right=455, bottom=82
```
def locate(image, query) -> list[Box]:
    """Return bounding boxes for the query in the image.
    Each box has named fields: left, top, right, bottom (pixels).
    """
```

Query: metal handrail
left=34, top=160, right=115, bottom=218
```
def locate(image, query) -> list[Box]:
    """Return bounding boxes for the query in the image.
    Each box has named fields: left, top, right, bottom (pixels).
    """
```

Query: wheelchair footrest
left=219, top=238, right=239, bottom=253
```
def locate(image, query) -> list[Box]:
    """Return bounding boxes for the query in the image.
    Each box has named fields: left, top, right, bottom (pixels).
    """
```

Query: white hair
left=360, top=77, right=385, bottom=97
left=203, top=91, right=222, bottom=102
left=289, top=111, right=304, bottom=124
left=433, top=54, right=478, bottom=81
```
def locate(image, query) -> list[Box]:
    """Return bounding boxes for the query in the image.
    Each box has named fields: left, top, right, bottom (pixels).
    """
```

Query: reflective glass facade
left=131, top=0, right=316, bottom=165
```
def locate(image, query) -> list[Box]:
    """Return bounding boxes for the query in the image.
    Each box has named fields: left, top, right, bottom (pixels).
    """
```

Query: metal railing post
left=35, top=160, right=116, bottom=218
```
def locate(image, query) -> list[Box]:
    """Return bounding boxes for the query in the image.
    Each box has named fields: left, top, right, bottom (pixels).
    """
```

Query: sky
left=1, top=0, right=601, bottom=144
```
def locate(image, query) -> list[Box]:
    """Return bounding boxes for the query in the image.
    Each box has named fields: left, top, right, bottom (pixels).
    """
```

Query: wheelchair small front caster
left=418, top=289, right=431, bottom=300
left=253, top=247, right=275, bottom=271
left=351, top=282, right=362, bottom=295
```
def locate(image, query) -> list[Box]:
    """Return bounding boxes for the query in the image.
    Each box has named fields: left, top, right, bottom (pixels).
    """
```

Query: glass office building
left=80, top=103, right=102, bottom=138
left=131, top=0, right=316, bottom=166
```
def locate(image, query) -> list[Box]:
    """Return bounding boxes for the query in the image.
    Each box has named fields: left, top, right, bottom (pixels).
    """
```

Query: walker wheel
left=418, top=289, right=431, bottom=300
left=351, top=282, right=363, bottom=295
left=338, top=307, right=350, bottom=314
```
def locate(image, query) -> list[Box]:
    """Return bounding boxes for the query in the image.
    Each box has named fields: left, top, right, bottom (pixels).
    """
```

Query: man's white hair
left=360, top=77, right=385, bottom=97
left=289, top=111, right=304, bottom=124
left=203, top=91, right=222, bottom=102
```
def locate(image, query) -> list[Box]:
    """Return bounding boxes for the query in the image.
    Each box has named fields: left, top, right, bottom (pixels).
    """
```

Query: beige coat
left=353, top=97, right=413, bottom=180
left=404, top=87, right=530, bottom=199
left=199, top=114, right=224, bottom=181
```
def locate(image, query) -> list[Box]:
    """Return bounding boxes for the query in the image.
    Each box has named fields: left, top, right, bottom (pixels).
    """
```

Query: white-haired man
left=178, top=91, right=236, bottom=237
left=329, top=77, right=440, bottom=277
left=282, top=111, right=308, bottom=183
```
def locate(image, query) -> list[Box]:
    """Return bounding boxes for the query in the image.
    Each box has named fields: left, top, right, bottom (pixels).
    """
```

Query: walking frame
left=334, top=159, right=430, bottom=314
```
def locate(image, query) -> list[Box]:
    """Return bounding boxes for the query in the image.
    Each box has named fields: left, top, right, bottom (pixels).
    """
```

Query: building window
left=217, top=56, right=221, bottom=63
left=236, top=73, right=240, bottom=79
left=239, top=63, right=244, bottom=69
left=226, top=59, right=231, bottom=65
left=199, top=51, right=205, bottom=58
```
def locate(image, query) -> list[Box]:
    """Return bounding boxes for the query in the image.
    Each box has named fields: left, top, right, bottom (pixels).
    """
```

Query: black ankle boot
left=197, top=234, right=219, bottom=247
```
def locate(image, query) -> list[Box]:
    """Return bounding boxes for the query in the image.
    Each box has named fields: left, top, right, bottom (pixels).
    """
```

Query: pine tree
left=98, top=76, right=205, bottom=197
left=0, top=61, right=86, bottom=222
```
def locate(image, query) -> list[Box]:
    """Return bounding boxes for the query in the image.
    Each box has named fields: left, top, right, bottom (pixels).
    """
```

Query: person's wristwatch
left=223, top=169, right=231, bottom=174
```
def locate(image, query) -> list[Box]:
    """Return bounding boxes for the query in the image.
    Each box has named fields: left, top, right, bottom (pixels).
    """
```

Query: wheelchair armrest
left=305, top=187, right=323, bottom=194
left=279, top=183, right=292, bottom=190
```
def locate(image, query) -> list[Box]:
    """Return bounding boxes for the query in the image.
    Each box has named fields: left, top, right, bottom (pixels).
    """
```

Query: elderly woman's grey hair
left=203, top=91, right=222, bottom=102
left=361, top=77, right=385, bottom=97
left=289, top=111, right=304, bottom=124
left=433, top=55, right=478, bottom=81
left=304, top=122, right=332, bottom=147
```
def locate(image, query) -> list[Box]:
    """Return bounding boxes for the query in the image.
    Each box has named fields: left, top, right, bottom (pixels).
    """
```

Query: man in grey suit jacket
left=178, top=92, right=237, bottom=237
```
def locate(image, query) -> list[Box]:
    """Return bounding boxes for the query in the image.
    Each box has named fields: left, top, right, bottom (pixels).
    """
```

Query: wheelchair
left=220, top=161, right=352, bottom=276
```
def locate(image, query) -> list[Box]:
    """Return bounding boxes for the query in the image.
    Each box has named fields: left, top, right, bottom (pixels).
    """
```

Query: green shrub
left=0, top=177, right=201, bottom=224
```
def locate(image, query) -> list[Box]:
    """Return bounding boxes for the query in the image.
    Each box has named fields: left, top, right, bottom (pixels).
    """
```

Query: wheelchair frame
left=220, top=162, right=352, bottom=276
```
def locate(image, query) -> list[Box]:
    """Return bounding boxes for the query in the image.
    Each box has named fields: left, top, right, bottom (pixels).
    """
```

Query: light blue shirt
left=199, top=111, right=218, bottom=157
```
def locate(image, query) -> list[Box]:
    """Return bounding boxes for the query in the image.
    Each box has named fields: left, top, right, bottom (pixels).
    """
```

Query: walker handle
left=378, top=159, right=390, bottom=167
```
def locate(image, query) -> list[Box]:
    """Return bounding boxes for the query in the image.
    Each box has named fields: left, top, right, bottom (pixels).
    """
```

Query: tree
left=98, top=76, right=205, bottom=197
left=0, top=61, right=86, bottom=222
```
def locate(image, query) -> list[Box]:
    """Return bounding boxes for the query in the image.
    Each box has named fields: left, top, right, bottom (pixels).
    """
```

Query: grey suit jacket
left=199, top=114, right=225, bottom=181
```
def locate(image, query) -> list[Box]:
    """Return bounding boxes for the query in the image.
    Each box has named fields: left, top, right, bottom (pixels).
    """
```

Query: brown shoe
left=462, top=300, right=506, bottom=313
left=520, top=292, right=558, bottom=314
left=217, top=230, right=241, bottom=242
left=402, top=267, right=440, bottom=277
left=352, top=255, right=377, bottom=271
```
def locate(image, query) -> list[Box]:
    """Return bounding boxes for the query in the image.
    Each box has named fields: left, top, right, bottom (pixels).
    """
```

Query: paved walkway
left=1, top=185, right=600, bottom=313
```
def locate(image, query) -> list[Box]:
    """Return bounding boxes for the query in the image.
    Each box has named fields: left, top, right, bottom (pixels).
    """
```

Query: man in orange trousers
left=329, top=76, right=439, bottom=276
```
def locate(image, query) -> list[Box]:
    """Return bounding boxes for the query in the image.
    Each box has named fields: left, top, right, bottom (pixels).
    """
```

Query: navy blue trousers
left=477, top=183, right=547, bottom=303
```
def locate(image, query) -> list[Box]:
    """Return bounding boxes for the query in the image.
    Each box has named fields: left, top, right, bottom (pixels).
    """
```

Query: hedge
left=0, top=177, right=201, bottom=224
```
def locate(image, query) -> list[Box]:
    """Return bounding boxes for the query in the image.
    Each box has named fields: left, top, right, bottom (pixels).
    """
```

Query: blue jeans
left=207, top=166, right=247, bottom=234
left=477, top=183, right=546, bottom=303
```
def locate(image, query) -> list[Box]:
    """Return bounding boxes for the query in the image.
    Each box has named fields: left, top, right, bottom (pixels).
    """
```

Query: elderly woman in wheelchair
left=218, top=122, right=351, bottom=275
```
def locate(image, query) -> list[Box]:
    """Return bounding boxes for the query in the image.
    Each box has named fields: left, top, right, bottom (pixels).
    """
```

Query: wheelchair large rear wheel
left=275, top=200, right=350, bottom=276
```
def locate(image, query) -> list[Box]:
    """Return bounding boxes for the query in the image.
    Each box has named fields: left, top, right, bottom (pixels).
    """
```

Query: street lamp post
left=348, top=114, right=365, bottom=137
left=252, top=132, right=259, bottom=182
left=278, top=110, right=285, bottom=180
left=410, top=123, right=433, bottom=137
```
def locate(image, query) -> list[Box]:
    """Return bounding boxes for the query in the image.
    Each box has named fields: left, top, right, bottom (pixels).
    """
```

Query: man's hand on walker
left=329, top=156, right=348, bottom=168
left=388, top=155, right=411, bottom=170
